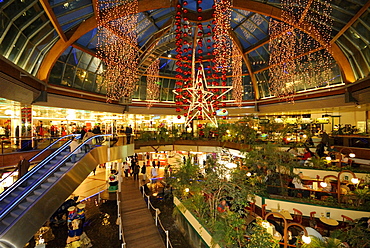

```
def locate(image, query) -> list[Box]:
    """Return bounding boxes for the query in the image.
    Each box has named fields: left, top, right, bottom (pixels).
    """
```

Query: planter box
left=174, top=197, right=221, bottom=248
left=254, top=195, right=370, bottom=221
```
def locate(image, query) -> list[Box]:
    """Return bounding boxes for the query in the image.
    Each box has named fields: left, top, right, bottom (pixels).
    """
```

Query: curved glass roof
left=0, top=0, right=369, bottom=104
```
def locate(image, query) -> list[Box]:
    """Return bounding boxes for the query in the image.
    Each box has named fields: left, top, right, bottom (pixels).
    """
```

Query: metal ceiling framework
left=0, top=0, right=368, bottom=110
left=37, top=0, right=357, bottom=88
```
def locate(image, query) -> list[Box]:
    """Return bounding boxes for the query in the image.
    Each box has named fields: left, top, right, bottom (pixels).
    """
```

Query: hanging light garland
left=96, top=0, right=139, bottom=102
left=268, top=0, right=333, bottom=100
left=146, top=58, right=160, bottom=108
left=213, top=0, right=232, bottom=75
left=231, top=43, right=243, bottom=107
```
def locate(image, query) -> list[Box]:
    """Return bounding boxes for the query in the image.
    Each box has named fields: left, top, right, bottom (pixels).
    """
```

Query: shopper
left=133, top=163, right=140, bottom=180
left=17, top=155, right=30, bottom=179
left=141, top=162, right=147, bottom=181
left=69, top=138, right=80, bottom=163
left=82, top=129, right=94, bottom=152
left=125, top=125, right=133, bottom=144
left=123, top=162, right=130, bottom=178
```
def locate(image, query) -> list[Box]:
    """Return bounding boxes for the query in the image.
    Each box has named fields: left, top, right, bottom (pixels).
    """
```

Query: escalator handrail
left=28, top=134, right=80, bottom=163
left=0, top=170, right=16, bottom=187
left=0, top=140, right=73, bottom=203
left=0, top=134, right=112, bottom=222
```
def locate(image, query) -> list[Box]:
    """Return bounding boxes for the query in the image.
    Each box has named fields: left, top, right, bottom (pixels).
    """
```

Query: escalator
left=0, top=134, right=80, bottom=194
left=0, top=134, right=112, bottom=248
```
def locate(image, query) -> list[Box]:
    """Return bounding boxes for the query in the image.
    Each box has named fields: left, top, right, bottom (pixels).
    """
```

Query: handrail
left=0, top=134, right=112, bottom=222
left=28, top=134, right=80, bottom=162
left=139, top=185, right=173, bottom=248
left=0, top=140, right=72, bottom=202
left=0, top=170, right=17, bottom=187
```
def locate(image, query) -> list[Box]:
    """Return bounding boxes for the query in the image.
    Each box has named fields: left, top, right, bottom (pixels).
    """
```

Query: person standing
left=151, top=165, right=158, bottom=180
left=15, top=125, right=20, bottom=146
left=83, top=129, right=94, bottom=152
left=141, top=161, right=147, bottom=181
left=80, top=126, right=86, bottom=141
left=321, top=131, right=329, bottom=147
left=123, top=162, right=130, bottom=178
left=133, top=163, right=140, bottom=180
left=125, top=125, right=133, bottom=144
left=17, top=155, right=30, bottom=179
left=69, top=138, right=80, bottom=163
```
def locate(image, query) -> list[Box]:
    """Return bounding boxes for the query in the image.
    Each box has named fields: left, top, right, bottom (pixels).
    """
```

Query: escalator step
left=40, top=182, right=53, bottom=189
left=47, top=177, right=57, bottom=183
left=33, top=189, right=44, bottom=196
left=19, top=202, right=31, bottom=210
left=10, top=208, right=23, bottom=219
left=26, top=195, right=39, bottom=203
left=10, top=192, right=20, bottom=198
left=59, top=166, right=70, bottom=172
left=2, top=216, right=14, bottom=226
left=54, top=171, right=64, bottom=177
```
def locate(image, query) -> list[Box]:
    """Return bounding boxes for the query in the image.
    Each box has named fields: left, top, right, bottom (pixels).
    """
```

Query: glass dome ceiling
left=0, top=0, right=369, bottom=105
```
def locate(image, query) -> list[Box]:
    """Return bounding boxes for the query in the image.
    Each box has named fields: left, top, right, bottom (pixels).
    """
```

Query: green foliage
left=334, top=222, right=370, bottom=248
left=301, top=236, right=345, bottom=248
left=310, top=155, right=329, bottom=169
left=352, top=188, right=370, bottom=207
left=243, top=143, right=296, bottom=195
left=245, top=219, right=279, bottom=248
left=169, top=156, right=266, bottom=247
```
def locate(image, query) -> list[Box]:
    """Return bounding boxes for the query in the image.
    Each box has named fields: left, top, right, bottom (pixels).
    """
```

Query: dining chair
left=309, top=211, right=316, bottom=221
left=292, top=208, right=303, bottom=224
left=340, top=215, right=354, bottom=228
left=261, top=204, right=267, bottom=219
left=247, top=201, right=256, bottom=214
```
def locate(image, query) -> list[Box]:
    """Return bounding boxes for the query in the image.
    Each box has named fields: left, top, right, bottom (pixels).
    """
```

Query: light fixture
left=320, top=182, right=327, bottom=188
left=146, top=59, right=160, bottom=108
left=96, top=0, right=139, bottom=101
left=349, top=153, right=356, bottom=158
left=268, top=0, right=333, bottom=100
left=246, top=172, right=252, bottom=177
left=325, top=156, right=332, bottom=161
left=184, top=188, right=190, bottom=193
left=302, top=235, right=311, bottom=244
left=351, top=177, right=359, bottom=184
left=4, top=110, right=13, bottom=115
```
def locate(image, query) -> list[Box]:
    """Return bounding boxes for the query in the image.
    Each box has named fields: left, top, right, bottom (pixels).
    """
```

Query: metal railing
left=117, top=190, right=127, bottom=248
left=139, top=184, right=173, bottom=248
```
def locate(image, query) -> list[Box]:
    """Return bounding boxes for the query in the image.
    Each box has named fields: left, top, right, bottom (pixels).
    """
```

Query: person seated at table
left=317, top=178, right=332, bottom=200
left=217, top=199, right=229, bottom=213
left=299, top=148, right=314, bottom=166
left=341, top=154, right=350, bottom=166
left=292, top=172, right=310, bottom=197
left=327, top=145, right=338, bottom=157
left=287, top=147, right=299, bottom=157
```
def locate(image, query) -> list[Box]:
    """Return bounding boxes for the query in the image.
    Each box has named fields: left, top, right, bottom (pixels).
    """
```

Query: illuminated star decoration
left=175, top=64, right=232, bottom=127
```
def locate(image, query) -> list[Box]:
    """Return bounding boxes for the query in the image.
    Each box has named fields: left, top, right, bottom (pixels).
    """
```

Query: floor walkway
left=120, top=176, right=165, bottom=248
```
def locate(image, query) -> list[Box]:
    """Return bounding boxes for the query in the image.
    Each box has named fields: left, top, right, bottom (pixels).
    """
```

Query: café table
left=270, top=209, right=293, bottom=220
left=319, top=216, right=339, bottom=236
left=319, top=216, right=339, bottom=226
